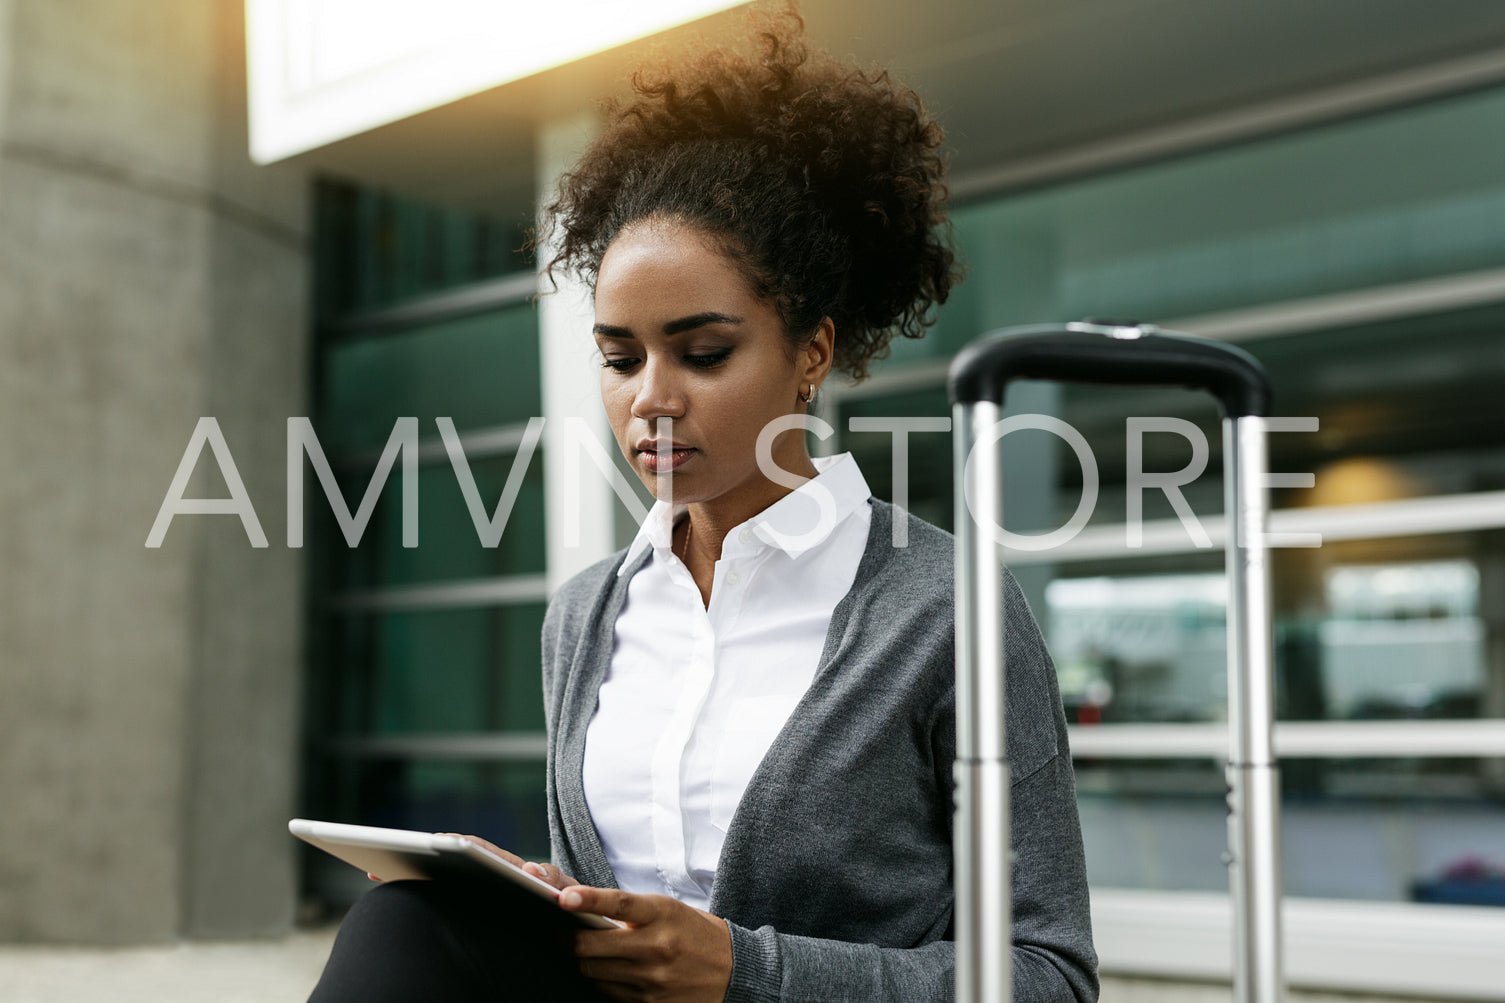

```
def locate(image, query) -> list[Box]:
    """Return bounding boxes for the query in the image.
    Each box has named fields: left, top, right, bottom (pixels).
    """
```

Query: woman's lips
left=639, top=446, right=696, bottom=473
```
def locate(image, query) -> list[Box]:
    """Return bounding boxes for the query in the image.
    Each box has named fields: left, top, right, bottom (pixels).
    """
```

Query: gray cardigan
left=542, top=500, right=1098, bottom=1002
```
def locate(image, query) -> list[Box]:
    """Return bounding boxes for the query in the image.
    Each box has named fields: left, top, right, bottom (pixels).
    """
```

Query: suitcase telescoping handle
left=947, top=321, right=1283, bottom=1003
left=948, top=320, right=1270, bottom=417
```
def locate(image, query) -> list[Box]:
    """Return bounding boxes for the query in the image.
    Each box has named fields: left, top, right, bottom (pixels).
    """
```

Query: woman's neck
left=676, top=449, right=820, bottom=606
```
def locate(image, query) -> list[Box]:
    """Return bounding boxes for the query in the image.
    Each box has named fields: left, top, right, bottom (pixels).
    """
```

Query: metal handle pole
left=950, top=324, right=1282, bottom=1003
left=1223, top=416, right=1284, bottom=1003
left=953, top=399, right=1012, bottom=1003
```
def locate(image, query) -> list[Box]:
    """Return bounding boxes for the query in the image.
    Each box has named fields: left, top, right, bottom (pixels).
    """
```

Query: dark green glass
left=318, top=603, right=547, bottom=737
left=320, top=305, right=542, bottom=457
left=312, top=454, right=547, bottom=591
left=883, top=85, right=1505, bottom=368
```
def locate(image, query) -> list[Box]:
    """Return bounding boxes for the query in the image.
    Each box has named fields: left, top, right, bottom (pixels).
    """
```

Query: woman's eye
left=601, top=357, right=638, bottom=372
left=685, top=349, right=732, bottom=370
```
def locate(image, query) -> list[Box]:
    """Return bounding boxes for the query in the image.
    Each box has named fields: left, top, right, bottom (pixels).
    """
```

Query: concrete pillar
left=0, top=0, right=309, bottom=943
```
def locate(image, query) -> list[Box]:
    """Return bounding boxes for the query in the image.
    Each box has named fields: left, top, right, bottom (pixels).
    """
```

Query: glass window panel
left=315, top=454, right=547, bottom=590
left=319, top=304, right=542, bottom=456
left=1320, top=561, right=1484, bottom=719
left=317, top=603, right=547, bottom=737
left=838, top=303, right=1505, bottom=725
left=895, top=84, right=1505, bottom=369
left=1045, top=532, right=1504, bottom=724
left=847, top=299, right=1505, bottom=552
left=1052, top=303, right=1505, bottom=522
left=1079, top=758, right=1505, bottom=908
left=302, top=758, right=550, bottom=908
left=305, top=181, right=549, bottom=913
left=1048, top=573, right=1229, bottom=723
left=835, top=382, right=1226, bottom=537
left=314, top=179, right=533, bottom=319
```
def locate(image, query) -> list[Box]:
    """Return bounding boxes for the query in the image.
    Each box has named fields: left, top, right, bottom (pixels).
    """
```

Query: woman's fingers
left=559, top=886, right=660, bottom=925
left=564, top=890, right=734, bottom=1001
left=521, top=861, right=575, bottom=889
left=575, top=958, right=639, bottom=982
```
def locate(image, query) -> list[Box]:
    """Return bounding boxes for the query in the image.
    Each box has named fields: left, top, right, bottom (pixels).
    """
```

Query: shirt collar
left=620, top=453, right=872, bottom=573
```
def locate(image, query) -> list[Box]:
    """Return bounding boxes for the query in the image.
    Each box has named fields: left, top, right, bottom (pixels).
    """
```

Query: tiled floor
left=0, top=926, right=336, bottom=1003
left=0, top=928, right=1448, bottom=1003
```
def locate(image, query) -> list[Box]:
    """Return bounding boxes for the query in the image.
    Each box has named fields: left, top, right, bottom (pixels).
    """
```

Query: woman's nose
left=630, top=358, right=686, bottom=420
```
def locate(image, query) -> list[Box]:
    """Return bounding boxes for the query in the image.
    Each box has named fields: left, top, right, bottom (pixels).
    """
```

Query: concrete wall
left=0, top=0, right=309, bottom=943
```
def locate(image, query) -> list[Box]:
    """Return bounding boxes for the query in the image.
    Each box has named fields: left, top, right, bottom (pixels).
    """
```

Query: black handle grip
left=947, top=321, right=1271, bottom=418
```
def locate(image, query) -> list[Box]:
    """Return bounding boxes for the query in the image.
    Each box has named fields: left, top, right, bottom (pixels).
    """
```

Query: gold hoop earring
left=798, top=382, right=817, bottom=404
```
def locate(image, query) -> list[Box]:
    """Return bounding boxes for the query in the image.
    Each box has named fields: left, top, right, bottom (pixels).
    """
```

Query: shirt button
left=739, top=528, right=754, bottom=545
left=727, top=571, right=741, bottom=585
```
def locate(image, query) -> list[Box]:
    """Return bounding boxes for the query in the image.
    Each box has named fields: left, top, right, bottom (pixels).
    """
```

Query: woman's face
left=592, top=218, right=831, bottom=509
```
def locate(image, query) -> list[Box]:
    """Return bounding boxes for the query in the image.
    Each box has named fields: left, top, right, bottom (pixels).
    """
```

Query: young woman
left=308, top=11, right=1096, bottom=1003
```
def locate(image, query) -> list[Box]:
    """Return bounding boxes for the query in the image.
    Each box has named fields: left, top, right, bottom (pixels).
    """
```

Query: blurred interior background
left=2, top=0, right=1504, bottom=999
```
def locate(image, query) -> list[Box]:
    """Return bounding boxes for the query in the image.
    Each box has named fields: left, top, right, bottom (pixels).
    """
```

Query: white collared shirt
left=581, top=453, right=873, bottom=909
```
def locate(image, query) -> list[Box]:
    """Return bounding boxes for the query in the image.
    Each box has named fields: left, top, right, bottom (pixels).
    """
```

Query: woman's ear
left=800, top=317, right=836, bottom=392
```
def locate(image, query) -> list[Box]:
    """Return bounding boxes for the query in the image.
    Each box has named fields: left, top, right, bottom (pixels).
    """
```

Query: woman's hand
left=561, top=886, right=733, bottom=1003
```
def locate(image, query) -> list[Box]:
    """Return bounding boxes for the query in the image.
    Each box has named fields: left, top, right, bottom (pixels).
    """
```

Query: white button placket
left=648, top=549, right=717, bottom=901
left=682, top=547, right=756, bottom=900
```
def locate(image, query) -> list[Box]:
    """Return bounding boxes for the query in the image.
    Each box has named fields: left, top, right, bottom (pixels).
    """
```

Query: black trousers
left=307, top=880, right=613, bottom=1002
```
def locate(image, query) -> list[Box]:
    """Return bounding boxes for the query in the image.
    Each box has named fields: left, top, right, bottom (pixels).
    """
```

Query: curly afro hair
left=539, top=5, right=960, bottom=381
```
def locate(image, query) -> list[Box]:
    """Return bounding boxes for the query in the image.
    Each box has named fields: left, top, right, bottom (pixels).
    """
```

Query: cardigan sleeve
left=718, top=753, right=1097, bottom=1003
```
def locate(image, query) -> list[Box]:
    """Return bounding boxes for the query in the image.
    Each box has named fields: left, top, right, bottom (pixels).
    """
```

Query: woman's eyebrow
left=662, top=311, right=743, bottom=335
left=593, top=312, right=744, bottom=339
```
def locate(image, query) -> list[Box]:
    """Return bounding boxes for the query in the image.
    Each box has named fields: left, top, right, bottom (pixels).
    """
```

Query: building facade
left=2, top=1, right=1503, bottom=999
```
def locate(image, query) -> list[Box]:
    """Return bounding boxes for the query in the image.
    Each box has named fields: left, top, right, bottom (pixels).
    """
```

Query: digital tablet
left=288, top=819, right=621, bottom=930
